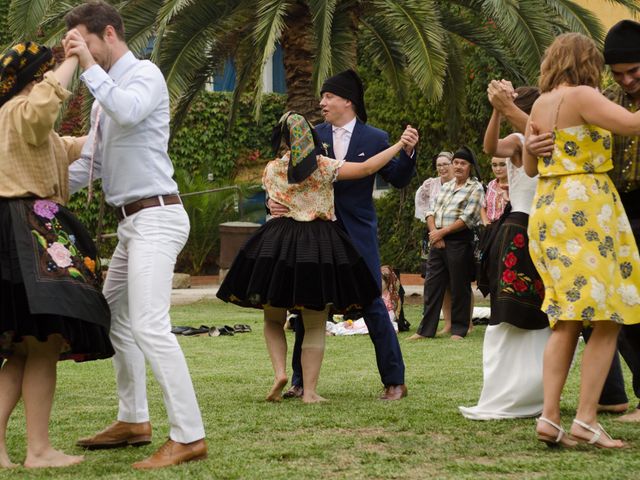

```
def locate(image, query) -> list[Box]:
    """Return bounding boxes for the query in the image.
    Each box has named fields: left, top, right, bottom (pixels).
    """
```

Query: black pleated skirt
left=216, top=217, right=381, bottom=313
left=0, top=198, right=114, bottom=362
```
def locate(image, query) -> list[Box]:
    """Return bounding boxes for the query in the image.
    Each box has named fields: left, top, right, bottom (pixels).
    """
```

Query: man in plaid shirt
left=409, top=147, right=484, bottom=340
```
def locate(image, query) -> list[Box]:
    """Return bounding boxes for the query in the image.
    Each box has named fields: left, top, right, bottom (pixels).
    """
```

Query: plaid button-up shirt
left=0, top=72, right=83, bottom=204
left=426, top=177, right=484, bottom=229
left=604, top=84, right=640, bottom=193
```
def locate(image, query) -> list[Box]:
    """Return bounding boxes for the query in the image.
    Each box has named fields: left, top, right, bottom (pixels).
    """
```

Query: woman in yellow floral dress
left=524, top=33, right=640, bottom=449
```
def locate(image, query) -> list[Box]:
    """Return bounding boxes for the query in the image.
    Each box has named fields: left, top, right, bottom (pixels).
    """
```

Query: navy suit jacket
left=315, top=120, right=416, bottom=285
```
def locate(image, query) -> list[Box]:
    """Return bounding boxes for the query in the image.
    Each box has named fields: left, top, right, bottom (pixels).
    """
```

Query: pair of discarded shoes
left=171, top=325, right=210, bottom=336
left=171, top=324, right=252, bottom=336
left=210, top=324, right=252, bottom=336
left=208, top=325, right=234, bottom=337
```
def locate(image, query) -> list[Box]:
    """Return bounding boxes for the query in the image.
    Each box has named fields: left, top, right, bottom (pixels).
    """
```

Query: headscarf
left=0, top=42, right=56, bottom=108
left=320, top=69, right=367, bottom=123
left=270, top=111, right=319, bottom=183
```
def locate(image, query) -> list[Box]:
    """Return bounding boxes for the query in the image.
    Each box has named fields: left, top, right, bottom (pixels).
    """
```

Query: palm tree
left=5, top=0, right=640, bottom=126
left=0, top=0, right=11, bottom=46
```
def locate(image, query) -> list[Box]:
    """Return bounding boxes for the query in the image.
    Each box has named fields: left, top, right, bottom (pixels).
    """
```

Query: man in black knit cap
left=596, top=19, right=640, bottom=423
left=270, top=69, right=419, bottom=400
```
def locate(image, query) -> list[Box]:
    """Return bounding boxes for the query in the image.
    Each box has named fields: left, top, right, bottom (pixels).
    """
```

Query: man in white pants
left=64, top=1, right=206, bottom=469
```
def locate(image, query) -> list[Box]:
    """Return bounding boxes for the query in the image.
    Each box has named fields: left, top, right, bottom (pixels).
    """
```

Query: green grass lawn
left=3, top=301, right=639, bottom=479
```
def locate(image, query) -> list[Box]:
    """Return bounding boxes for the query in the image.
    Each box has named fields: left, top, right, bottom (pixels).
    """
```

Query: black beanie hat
left=453, top=146, right=482, bottom=183
left=604, top=20, right=640, bottom=65
left=320, top=69, right=367, bottom=123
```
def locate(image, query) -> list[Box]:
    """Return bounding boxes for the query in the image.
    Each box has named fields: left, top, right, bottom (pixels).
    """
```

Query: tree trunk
left=280, top=1, right=320, bottom=123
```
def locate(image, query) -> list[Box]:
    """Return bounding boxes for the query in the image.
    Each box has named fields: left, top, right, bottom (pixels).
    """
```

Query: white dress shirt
left=332, top=116, right=357, bottom=160
left=69, top=51, right=179, bottom=207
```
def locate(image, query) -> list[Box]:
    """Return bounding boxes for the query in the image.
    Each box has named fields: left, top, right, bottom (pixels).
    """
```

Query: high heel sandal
left=536, top=417, right=577, bottom=448
left=571, top=419, right=625, bottom=449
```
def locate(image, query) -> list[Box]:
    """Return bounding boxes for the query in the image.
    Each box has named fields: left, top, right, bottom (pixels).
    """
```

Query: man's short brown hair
left=65, top=1, right=125, bottom=40
left=539, top=33, right=603, bottom=93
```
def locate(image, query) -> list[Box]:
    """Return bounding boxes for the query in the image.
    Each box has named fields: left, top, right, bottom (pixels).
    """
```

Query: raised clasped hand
left=63, top=29, right=96, bottom=71
left=400, top=125, right=419, bottom=155
left=487, top=79, right=516, bottom=111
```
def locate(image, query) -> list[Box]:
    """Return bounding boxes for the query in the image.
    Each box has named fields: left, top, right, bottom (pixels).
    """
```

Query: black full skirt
left=0, top=199, right=114, bottom=362
left=216, top=217, right=381, bottom=313
left=488, top=212, right=549, bottom=330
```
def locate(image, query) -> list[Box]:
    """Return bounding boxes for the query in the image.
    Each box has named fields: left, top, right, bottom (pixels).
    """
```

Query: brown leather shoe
left=132, top=438, right=207, bottom=470
left=76, top=421, right=152, bottom=450
left=379, top=384, right=408, bottom=401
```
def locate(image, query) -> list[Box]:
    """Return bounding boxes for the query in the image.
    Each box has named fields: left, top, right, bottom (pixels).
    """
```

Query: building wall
left=576, top=0, right=637, bottom=29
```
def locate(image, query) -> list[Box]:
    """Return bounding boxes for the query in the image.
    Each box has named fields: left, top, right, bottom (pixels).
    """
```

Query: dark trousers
left=417, top=237, right=473, bottom=338
left=598, top=189, right=640, bottom=408
left=619, top=324, right=640, bottom=408
left=592, top=323, right=640, bottom=408
left=291, top=296, right=405, bottom=388
left=583, top=327, right=628, bottom=405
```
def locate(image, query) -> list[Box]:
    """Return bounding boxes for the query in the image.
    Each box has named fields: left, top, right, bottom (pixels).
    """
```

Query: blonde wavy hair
left=539, top=33, right=603, bottom=93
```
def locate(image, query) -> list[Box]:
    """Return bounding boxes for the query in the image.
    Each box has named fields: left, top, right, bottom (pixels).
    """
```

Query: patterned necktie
left=333, top=127, right=347, bottom=160
left=87, top=104, right=102, bottom=204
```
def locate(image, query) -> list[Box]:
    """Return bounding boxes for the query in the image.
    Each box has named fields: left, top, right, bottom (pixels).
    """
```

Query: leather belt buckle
left=115, top=194, right=181, bottom=222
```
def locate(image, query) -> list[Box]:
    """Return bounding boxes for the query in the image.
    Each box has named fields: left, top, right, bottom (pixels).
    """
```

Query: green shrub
left=174, top=169, right=241, bottom=274
left=363, top=45, right=513, bottom=273
left=169, top=91, right=286, bottom=181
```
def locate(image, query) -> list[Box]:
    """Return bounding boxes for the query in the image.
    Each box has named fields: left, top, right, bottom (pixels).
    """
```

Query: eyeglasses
left=436, top=163, right=451, bottom=168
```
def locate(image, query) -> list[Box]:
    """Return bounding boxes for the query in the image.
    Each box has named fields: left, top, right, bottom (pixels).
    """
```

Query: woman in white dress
left=459, top=85, right=551, bottom=420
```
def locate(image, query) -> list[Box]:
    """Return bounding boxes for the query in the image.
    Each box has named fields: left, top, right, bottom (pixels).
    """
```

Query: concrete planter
left=218, top=221, right=261, bottom=281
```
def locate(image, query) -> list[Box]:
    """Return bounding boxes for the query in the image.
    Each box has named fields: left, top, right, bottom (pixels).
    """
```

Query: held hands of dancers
left=487, top=80, right=516, bottom=110
left=336, top=125, right=417, bottom=180
left=62, top=29, right=96, bottom=71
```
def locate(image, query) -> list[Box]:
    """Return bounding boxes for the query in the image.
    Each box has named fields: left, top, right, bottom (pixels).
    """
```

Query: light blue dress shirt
left=69, top=51, right=179, bottom=207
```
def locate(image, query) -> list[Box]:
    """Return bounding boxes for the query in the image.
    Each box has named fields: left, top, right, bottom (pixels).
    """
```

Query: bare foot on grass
left=302, top=392, right=327, bottom=404
left=407, top=333, right=427, bottom=341
left=0, top=450, right=19, bottom=469
left=24, top=448, right=84, bottom=468
left=598, top=402, right=629, bottom=414
left=617, top=408, right=640, bottom=423
left=266, top=375, right=288, bottom=402
left=436, top=327, right=451, bottom=336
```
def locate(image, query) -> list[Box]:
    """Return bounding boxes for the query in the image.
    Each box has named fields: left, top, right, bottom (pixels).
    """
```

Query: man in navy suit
left=271, top=70, right=419, bottom=400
